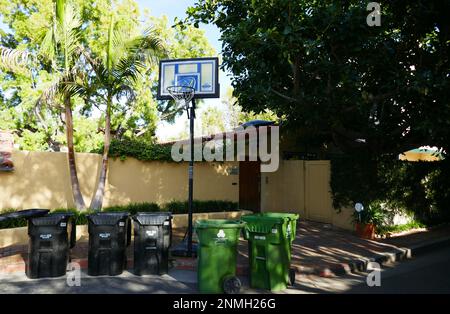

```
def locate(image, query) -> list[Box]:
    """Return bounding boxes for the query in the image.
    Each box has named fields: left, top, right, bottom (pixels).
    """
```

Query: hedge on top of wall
left=92, top=138, right=173, bottom=162
left=0, top=200, right=239, bottom=229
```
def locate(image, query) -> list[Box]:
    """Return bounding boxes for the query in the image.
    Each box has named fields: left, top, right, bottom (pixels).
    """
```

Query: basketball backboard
left=157, top=57, right=220, bottom=100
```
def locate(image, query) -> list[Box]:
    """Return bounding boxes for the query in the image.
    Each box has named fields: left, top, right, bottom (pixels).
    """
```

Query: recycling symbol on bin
left=217, top=229, right=226, bottom=238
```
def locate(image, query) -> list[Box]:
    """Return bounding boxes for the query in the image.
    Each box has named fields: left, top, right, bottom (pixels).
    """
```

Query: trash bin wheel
left=288, top=268, right=296, bottom=286
left=222, top=275, right=241, bottom=294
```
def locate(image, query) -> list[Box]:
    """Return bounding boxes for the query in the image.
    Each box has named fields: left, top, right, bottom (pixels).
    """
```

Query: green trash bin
left=241, top=212, right=299, bottom=291
left=195, top=219, right=246, bottom=294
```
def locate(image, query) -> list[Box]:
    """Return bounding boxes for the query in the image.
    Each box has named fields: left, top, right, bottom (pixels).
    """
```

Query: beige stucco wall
left=261, top=160, right=353, bottom=231
left=260, top=160, right=306, bottom=216
left=0, top=151, right=239, bottom=210
left=105, top=157, right=238, bottom=207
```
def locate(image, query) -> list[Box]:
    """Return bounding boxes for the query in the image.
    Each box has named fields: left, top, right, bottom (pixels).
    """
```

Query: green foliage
left=377, top=220, right=425, bottom=236
left=185, top=0, right=450, bottom=226
left=0, top=0, right=216, bottom=152
left=0, top=200, right=239, bottom=229
left=331, top=154, right=450, bottom=226
left=352, top=201, right=385, bottom=228
left=72, top=116, right=104, bottom=152
left=184, top=0, right=450, bottom=156
left=330, top=152, right=384, bottom=210
left=51, top=207, right=93, bottom=225
left=103, top=202, right=160, bottom=215
left=380, top=159, right=450, bottom=225
left=93, top=137, right=173, bottom=161
left=0, top=209, right=28, bottom=229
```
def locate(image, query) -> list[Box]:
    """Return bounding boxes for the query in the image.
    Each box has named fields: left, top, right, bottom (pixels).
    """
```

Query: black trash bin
left=87, top=212, right=130, bottom=276
left=26, top=212, right=75, bottom=279
left=0, top=209, right=50, bottom=225
left=132, top=212, right=173, bottom=275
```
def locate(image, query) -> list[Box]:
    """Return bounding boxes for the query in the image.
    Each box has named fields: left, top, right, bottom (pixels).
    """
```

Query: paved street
left=1, top=246, right=449, bottom=294
left=294, top=246, right=450, bottom=294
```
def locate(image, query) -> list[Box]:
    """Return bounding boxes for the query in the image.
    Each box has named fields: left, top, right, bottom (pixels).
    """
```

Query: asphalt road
left=1, top=246, right=449, bottom=294
left=293, top=245, right=450, bottom=294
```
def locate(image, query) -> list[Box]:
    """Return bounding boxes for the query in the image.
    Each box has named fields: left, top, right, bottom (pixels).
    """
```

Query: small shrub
left=103, top=202, right=160, bottom=215
left=376, top=220, right=426, bottom=235
left=0, top=209, right=28, bottom=229
left=352, top=201, right=386, bottom=228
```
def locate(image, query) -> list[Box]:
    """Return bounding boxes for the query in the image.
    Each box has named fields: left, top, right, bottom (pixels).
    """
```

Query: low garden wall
left=0, top=150, right=239, bottom=210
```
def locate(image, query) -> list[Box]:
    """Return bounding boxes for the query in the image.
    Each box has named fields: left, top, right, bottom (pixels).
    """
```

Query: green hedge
left=0, top=209, right=29, bottom=229
left=92, top=137, right=173, bottom=162
left=0, top=200, right=239, bottom=230
left=94, top=137, right=228, bottom=163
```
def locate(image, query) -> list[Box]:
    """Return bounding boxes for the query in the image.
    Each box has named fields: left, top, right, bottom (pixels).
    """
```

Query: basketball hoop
left=158, top=58, right=220, bottom=258
left=167, top=85, right=195, bottom=108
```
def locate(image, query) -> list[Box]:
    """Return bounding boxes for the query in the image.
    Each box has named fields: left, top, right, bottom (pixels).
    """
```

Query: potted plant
left=353, top=202, right=384, bottom=239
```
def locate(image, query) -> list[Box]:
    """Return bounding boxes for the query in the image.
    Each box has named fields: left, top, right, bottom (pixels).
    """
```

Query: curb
left=316, top=236, right=450, bottom=277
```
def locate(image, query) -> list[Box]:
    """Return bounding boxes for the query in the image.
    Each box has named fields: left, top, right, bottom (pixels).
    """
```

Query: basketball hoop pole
left=187, top=98, right=195, bottom=257
left=159, top=58, right=220, bottom=258
left=166, top=85, right=197, bottom=258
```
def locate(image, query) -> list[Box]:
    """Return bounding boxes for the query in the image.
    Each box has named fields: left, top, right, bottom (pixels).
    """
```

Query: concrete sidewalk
left=173, top=221, right=450, bottom=277
left=1, top=220, right=450, bottom=278
left=288, top=221, right=450, bottom=277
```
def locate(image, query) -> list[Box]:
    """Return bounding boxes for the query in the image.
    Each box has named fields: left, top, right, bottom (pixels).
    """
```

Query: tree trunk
left=90, top=99, right=111, bottom=210
left=65, top=96, right=86, bottom=210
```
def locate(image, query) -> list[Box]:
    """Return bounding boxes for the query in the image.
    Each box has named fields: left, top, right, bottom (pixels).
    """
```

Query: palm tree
left=78, top=13, right=166, bottom=210
left=0, top=0, right=87, bottom=210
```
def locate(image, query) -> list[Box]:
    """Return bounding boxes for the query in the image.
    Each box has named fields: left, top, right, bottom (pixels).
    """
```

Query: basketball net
left=166, top=78, right=196, bottom=109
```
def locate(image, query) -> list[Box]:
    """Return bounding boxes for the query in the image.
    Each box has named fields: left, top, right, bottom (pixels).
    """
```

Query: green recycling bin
left=241, top=212, right=299, bottom=291
left=195, top=219, right=246, bottom=294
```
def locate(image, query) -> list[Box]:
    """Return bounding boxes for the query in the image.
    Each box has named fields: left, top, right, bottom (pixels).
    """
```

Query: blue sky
left=137, top=0, right=222, bottom=53
left=135, top=0, right=231, bottom=140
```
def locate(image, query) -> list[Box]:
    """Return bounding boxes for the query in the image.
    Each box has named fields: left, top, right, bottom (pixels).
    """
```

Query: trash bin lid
left=0, top=209, right=50, bottom=221
left=88, top=212, right=129, bottom=225
left=195, top=219, right=245, bottom=229
left=241, top=214, right=285, bottom=224
left=241, top=214, right=286, bottom=234
left=30, top=212, right=74, bottom=226
left=257, top=212, right=299, bottom=221
left=133, top=212, right=172, bottom=226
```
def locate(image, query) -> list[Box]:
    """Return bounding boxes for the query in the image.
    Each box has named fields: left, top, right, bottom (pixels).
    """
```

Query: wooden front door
left=239, top=161, right=261, bottom=212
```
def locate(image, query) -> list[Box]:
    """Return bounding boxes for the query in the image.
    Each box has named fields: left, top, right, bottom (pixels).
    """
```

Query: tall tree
left=184, top=0, right=450, bottom=156
left=0, top=0, right=87, bottom=209
left=78, top=12, right=166, bottom=210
